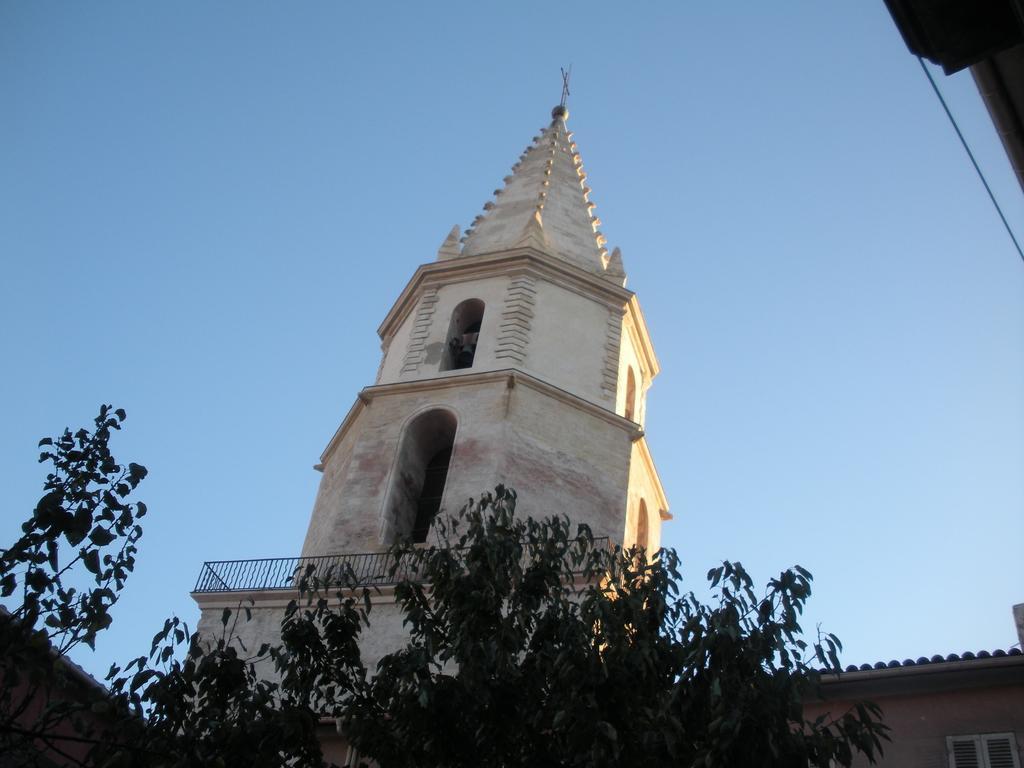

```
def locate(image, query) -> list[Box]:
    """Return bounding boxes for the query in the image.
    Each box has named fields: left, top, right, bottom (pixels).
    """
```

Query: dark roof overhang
left=884, top=0, right=1024, bottom=74
left=885, top=0, right=1024, bottom=193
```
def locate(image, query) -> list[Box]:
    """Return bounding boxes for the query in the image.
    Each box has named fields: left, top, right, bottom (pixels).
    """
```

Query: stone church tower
left=302, top=102, right=668, bottom=560
left=193, top=102, right=669, bottom=672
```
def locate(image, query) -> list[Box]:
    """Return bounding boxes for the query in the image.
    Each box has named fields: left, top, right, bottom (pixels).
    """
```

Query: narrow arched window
left=442, top=299, right=485, bottom=371
left=386, top=409, right=457, bottom=544
left=636, top=499, right=649, bottom=551
left=412, top=445, right=452, bottom=542
left=624, top=367, right=637, bottom=422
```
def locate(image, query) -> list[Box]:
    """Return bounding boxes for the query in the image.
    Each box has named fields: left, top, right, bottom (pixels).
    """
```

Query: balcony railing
left=193, top=538, right=609, bottom=594
left=193, top=551, right=418, bottom=593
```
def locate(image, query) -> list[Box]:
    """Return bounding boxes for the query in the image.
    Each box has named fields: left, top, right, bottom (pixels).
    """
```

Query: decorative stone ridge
left=374, top=338, right=390, bottom=383
left=460, top=111, right=611, bottom=276
left=603, top=247, right=626, bottom=287
left=494, top=275, right=537, bottom=365
left=400, top=287, right=439, bottom=375
left=437, top=225, right=461, bottom=261
left=601, top=307, right=623, bottom=398
left=515, top=211, right=554, bottom=256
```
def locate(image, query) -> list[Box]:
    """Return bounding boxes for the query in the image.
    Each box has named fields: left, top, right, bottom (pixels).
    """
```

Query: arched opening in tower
left=412, top=445, right=452, bottom=542
left=624, top=366, right=637, bottom=422
left=636, top=498, right=649, bottom=552
left=386, top=409, right=457, bottom=544
left=442, top=299, right=485, bottom=371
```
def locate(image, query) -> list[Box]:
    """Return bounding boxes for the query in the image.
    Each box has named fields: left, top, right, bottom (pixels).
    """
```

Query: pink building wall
left=806, top=653, right=1024, bottom=767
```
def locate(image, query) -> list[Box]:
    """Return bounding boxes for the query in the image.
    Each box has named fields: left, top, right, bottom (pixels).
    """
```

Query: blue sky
left=2, top=2, right=1022, bottom=680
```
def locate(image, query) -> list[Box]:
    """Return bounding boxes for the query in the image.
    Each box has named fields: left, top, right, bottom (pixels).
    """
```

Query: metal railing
left=193, top=538, right=609, bottom=594
left=193, top=551, right=419, bottom=593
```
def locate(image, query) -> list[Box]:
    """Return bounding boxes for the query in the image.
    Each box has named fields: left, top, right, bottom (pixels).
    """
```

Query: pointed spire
left=437, top=225, right=462, bottom=261
left=515, top=210, right=553, bottom=254
left=460, top=106, right=608, bottom=274
left=602, top=246, right=626, bottom=287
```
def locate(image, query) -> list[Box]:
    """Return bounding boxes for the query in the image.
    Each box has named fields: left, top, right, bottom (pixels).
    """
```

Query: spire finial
left=552, top=65, right=571, bottom=121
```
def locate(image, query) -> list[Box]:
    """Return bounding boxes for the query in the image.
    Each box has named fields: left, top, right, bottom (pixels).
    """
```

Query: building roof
left=818, top=648, right=1024, bottom=700
left=457, top=106, right=614, bottom=278
left=884, top=0, right=1024, bottom=193
left=842, top=647, right=1022, bottom=673
left=0, top=605, right=107, bottom=695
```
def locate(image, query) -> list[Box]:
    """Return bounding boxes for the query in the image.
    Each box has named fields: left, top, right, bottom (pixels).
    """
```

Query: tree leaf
left=89, top=526, right=116, bottom=546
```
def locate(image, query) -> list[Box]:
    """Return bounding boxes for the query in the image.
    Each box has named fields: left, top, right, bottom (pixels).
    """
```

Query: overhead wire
left=917, top=56, right=1024, bottom=266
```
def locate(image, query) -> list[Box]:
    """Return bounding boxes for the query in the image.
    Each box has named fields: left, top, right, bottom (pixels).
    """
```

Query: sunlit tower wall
left=192, top=102, right=670, bottom=681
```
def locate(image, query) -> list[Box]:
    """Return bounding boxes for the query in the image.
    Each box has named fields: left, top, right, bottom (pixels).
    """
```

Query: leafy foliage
left=329, top=486, right=888, bottom=768
left=97, top=557, right=377, bottom=766
left=2, top=405, right=147, bottom=654
left=1, top=411, right=886, bottom=768
left=95, top=609, right=330, bottom=768
left=1, top=406, right=147, bottom=766
left=0, top=408, right=352, bottom=767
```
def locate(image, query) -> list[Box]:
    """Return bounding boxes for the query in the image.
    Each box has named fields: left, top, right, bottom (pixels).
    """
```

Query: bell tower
left=300, top=103, right=669, bottom=560
left=192, top=101, right=670, bottom=679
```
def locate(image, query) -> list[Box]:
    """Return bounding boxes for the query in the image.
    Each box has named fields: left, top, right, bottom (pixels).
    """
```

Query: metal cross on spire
left=560, top=65, right=572, bottom=108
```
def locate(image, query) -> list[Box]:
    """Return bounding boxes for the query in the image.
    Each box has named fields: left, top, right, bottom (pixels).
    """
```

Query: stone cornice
left=191, top=585, right=400, bottom=609
left=192, top=569, right=603, bottom=611
left=319, top=368, right=642, bottom=466
left=315, top=397, right=366, bottom=471
left=377, top=248, right=632, bottom=342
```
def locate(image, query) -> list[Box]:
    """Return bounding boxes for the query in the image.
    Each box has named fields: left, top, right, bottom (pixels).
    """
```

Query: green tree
left=324, top=487, right=888, bottom=768
left=1, top=407, right=346, bottom=767
left=1, top=405, right=148, bottom=766
left=2, top=411, right=886, bottom=768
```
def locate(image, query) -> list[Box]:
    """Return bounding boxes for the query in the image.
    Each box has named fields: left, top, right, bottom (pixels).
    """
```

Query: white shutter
left=949, top=736, right=983, bottom=768
left=983, top=734, right=1021, bottom=768
left=948, top=734, right=1021, bottom=768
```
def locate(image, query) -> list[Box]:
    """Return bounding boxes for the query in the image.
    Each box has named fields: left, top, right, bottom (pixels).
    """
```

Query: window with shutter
left=948, top=733, right=1020, bottom=768
left=950, top=736, right=983, bottom=768
left=985, top=734, right=1021, bottom=768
